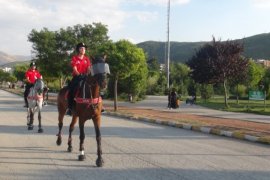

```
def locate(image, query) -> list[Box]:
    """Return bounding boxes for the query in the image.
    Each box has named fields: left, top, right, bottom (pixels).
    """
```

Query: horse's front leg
left=78, top=118, right=86, bottom=161
left=67, top=116, right=78, bottom=152
left=28, top=108, right=34, bottom=130
left=26, top=108, right=30, bottom=126
left=93, top=116, right=104, bottom=167
left=37, top=107, right=43, bottom=133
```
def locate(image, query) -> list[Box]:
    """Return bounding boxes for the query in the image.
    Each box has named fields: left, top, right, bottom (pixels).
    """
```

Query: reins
left=28, top=80, right=44, bottom=100
left=74, top=76, right=102, bottom=109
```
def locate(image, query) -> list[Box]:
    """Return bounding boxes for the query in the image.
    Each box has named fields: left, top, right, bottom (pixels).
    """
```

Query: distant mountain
left=0, top=51, right=30, bottom=66
left=137, top=32, right=270, bottom=64
left=241, top=33, right=270, bottom=59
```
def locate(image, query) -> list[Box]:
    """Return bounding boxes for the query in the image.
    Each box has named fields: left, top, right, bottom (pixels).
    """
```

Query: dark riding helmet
left=76, top=42, right=87, bottom=52
left=30, top=62, right=36, bottom=67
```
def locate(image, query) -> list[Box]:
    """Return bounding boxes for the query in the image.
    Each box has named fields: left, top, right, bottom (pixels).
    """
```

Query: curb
left=104, top=111, right=270, bottom=145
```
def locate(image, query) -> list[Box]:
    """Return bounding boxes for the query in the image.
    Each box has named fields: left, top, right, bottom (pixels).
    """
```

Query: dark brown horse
left=56, top=60, right=109, bottom=167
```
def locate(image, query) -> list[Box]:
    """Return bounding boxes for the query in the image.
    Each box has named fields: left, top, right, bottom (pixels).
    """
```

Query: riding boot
left=66, top=100, right=72, bottom=116
left=24, top=96, right=28, bottom=108
left=24, top=85, right=31, bottom=108
left=66, top=95, right=73, bottom=116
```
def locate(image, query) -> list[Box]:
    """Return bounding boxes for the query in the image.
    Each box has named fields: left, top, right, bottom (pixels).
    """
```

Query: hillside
left=1, top=32, right=270, bottom=67
left=137, top=32, right=270, bottom=64
left=0, top=51, right=30, bottom=66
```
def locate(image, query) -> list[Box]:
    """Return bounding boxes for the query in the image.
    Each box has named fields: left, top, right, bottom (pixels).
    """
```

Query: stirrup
left=65, top=109, right=72, bottom=116
left=42, top=101, right=48, bottom=106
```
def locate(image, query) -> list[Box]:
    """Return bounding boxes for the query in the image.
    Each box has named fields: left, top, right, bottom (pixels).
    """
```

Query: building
left=256, top=59, right=270, bottom=67
left=2, top=67, right=12, bottom=73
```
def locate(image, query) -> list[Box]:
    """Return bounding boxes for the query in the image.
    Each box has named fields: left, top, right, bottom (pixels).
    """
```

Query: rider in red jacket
left=24, top=62, right=42, bottom=107
left=66, top=42, right=91, bottom=116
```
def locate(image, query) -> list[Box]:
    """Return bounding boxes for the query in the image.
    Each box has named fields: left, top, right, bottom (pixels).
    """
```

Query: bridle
left=84, top=77, right=101, bottom=109
left=34, top=80, right=44, bottom=95
left=74, top=75, right=102, bottom=110
left=28, top=79, right=44, bottom=101
left=74, top=62, right=110, bottom=110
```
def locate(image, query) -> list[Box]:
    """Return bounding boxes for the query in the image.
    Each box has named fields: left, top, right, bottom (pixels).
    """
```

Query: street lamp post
left=166, top=0, right=171, bottom=89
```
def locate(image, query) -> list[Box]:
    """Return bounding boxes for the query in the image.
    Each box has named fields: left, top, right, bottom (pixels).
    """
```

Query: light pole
left=166, top=0, right=171, bottom=89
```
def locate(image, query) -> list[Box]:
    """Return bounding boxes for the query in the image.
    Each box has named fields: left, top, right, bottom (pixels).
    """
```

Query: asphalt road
left=0, top=90, right=270, bottom=180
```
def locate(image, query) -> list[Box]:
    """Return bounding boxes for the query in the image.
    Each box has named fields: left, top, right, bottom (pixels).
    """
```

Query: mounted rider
left=24, top=62, right=43, bottom=108
left=66, top=42, right=91, bottom=116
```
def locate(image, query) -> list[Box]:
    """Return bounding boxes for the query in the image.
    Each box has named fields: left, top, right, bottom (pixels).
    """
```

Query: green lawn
left=196, top=96, right=270, bottom=115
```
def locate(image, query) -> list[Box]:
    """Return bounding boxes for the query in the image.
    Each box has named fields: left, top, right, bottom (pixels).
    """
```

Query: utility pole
left=166, top=0, right=171, bottom=89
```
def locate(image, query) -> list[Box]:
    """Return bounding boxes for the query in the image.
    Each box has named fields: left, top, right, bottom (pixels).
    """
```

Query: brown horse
left=56, top=60, right=109, bottom=167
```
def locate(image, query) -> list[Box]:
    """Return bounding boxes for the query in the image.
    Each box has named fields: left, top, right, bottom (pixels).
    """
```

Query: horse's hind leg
left=56, top=112, right=64, bottom=146
left=67, top=116, right=78, bottom=152
left=93, top=117, right=104, bottom=167
left=38, top=109, right=43, bottom=133
left=78, top=119, right=86, bottom=161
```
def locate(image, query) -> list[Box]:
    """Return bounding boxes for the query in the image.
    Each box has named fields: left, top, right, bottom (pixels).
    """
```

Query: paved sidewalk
left=103, top=95, right=270, bottom=124
left=102, top=96, right=270, bottom=145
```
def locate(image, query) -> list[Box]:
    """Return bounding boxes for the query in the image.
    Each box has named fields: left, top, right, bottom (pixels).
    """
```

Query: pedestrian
left=170, top=88, right=178, bottom=109
left=168, top=89, right=171, bottom=109
left=66, top=42, right=91, bottom=116
left=23, top=62, right=43, bottom=107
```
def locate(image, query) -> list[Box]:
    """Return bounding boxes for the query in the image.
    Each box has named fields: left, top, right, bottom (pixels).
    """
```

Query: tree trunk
left=236, top=84, right=239, bottom=104
left=60, top=77, right=63, bottom=89
left=114, top=77, right=118, bottom=111
left=223, top=80, right=228, bottom=108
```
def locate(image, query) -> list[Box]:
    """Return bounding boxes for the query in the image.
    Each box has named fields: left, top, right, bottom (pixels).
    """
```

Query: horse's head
left=34, top=79, right=45, bottom=95
left=89, top=59, right=110, bottom=89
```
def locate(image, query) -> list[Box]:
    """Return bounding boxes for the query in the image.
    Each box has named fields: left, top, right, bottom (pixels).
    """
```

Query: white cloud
left=0, top=0, right=128, bottom=55
left=251, top=0, right=270, bottom=8
left=0, top=0, right=190, bottom=55
left=131, top=0, right=190, bottom=6
left=133, top=11, right=158, bottom=22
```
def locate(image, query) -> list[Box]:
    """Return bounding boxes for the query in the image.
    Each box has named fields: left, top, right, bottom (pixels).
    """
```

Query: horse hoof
left=67, top=146, right=73, bottom=152
left=28, top=126, right=33, bottom=130
left=96, top=158, right=104, bottom=167
left=78, top=155, right=85, bottom=161
left=38, top=129, right=43, bottom=133
left=56, top=138, right=62, bottom=146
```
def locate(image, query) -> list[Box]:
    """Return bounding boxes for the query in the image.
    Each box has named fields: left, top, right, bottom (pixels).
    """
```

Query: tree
left=28, top=28, right=61, bottom=85
left=246, top=60, right=265, bottom=89
left=108, top=40, right=147, bottom=111
left=121, top=62, right=148, bottom=100
left=147, top=57, right=160, bottom=72
left=13, top=64, right=29, bottom=81
left=200, top=84, right=214, bottom=101
left=28, top=23, right=110, bottom=88
left=146, top=56, right=165, bottom=95
left=262, top=68, right=270, bottom=98
left=0, top=69, right=16, bottom=84
left=170, top=62, right=191, bottom=96
left=187, top=38, right=249, bottom=107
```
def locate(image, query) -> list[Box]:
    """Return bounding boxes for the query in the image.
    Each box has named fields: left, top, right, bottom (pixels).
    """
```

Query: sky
left=0, top=0, right=270, bottom=56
